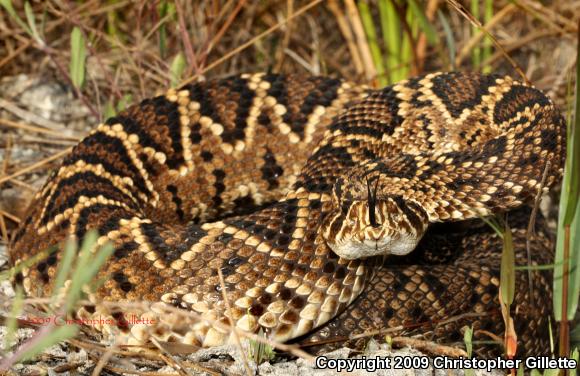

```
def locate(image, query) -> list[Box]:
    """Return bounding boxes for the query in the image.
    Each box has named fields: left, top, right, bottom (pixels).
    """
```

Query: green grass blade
left=572, top=326, right=580, bottom=346
left=437, top=10, right=456, bottom=70
left=500, top=222, right=515, bottom=305
left=39, top=2, right=47, bottom=40
left=358, top=0, right=386, bottom=86
left=407, top=0, right=438, bottom=45
left=0, top=246, right=55, bottom=281
left=549, top=319, right=555, bottom=354
left=64, top=231, right=113, bottom=313
left=19, top=325, right=79, bottom=362
left=69, top=27, right=87, bottom=89
left=79, top=243, right=114, bottom=288
left=4, top=287, right=24, bottom=350
left=554, top=43, right=580, bottom=321
left=104, top=100, right=116, bottom=119
left=379, top=0, right=401, bottom=83
left=24, top=1, right=40, bottom=42
left=571, top=348, right=578, bottom=376
left=470, top=0, right=481, bottom=68
left=514, top=263, right=560, bottom=271
left=51, top=236, right=76, bottom=303
left=248, top=328, right=276, bottom=364
left=117, top=94, right=132, bottom=113
left=0, top=0, right=32, bottom=35
left=399, top=9, right=413, bottom=80
left=480, top=215, right=504, bottom=239
left=563, top=57, right=580, bottom=227
left=106, top=8, right=120, bottom=40
left=157, top=0, right=174, bottom=58
left=481, top=0, right=493, bottom=73
left=464, top=326, right=473, bottom=357
left=104, top=95, right=133, bottom=119
left=170, top=52, right=186, bottom=88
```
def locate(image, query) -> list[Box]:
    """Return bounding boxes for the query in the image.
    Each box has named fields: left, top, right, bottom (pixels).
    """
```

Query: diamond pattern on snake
left=9, top=72, right=566, bottom=357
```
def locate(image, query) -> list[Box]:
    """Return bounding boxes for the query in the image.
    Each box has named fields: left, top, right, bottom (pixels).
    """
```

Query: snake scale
left=9, top=72, right=566, bottom=357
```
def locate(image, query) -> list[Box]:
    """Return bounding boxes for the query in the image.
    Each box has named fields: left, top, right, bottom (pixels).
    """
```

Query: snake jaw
left=322, top=196, right=430, bottom=260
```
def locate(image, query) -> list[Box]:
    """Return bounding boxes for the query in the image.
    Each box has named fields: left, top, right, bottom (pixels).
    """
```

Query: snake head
left=321, top=175, right=429, bottom=260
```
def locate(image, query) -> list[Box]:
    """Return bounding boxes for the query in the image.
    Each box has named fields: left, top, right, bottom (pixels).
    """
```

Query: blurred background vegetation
left=0, top=0, right=577, bottom=114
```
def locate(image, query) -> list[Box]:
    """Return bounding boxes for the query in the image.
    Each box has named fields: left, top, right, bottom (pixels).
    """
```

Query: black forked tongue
left=366, top=177, right=380, bottom=228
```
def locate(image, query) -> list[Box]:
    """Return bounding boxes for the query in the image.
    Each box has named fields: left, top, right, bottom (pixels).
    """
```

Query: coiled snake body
left=10, top=72, right=566, bottom=356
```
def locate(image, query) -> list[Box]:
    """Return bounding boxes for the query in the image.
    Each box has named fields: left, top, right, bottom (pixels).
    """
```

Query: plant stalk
left=559, top=225, right=570, bottom=359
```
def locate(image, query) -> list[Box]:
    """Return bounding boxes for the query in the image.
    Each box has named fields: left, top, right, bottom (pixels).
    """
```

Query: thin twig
left=0, top=118, right=81, bottom=141
left=179, top=0, right=324, bottom=87
left=217, top=267, right=253, bottom=376
left=415, top=0, right=440, bottom=72
left=90, top=344, right=118, bottom=376
left=198, top=0, right=247, bottom=68
left=0, top=98, right=68, bottom=131
left=391, top=337, right=468, bottom=357
left=525, top=161, right=551, bottom=307
left=446, top=0, right=530, bottom=84
left=175, top=0, right=199, bottom=77
left=1, top=178, right=34, bottom=191
left=0, top=213, right=8, bottom=244
left=327, top=0, right=364, bottom=76
left=274, top=0, right=294, bottom=72
left=0, top=148, right=72, bottom=186
left=455, top=3, right=517, bottom=67
left=0, top=209, right=20, bottom=225
left=150, top=338, right=193, bottom=376
left=344, top=0, right=376, bottom=83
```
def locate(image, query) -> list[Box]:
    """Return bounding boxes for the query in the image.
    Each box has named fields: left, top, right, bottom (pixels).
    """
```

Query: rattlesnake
left=9, top=72, right=566, bottom=356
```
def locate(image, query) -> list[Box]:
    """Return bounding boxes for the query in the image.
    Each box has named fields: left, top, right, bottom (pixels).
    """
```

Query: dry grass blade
left=199, top=0, right=247, bottom=67
left=179, top=0, right=324, bottom=87
left=1, top=133, right=12, bottom=176
left=217, top=267, right=253, bottom=376
left=0, top=137, right=10, bottom=238
left=415, top=0, right=440, bottom=72
left=180, top=361, right=222, bottom=376
left=0, top=98, right=69, bottom=131
left=151, top=338, right=193, bottom=376
left=0, top=147, right=72, bottom=186
left=174, top=0, right=199, bottom=77
left=0, top=41, right=31, bottom=70
left=391, top=337, right=468, bottom=357
left=0, top=209, right=19, bottom=224
left=0, top=118, right=81, bottom=140
left=455, top=3, right=516, bottom=67
left=327, top=0, right=364, bottom=75
left=274, top=0, right=294, bottom=72
left=0, top=0, right=104, bottom=70
left=514, top=0, right=578, bottom=34
left=482, top=29, right=559, bottom=70
left=344, top=0, right=376, bottom=83
left=0, top=212, right=9, bottom=244
left=525, top=161, right=551, bottom=307
left=104, top=365, right=197, bottom=376
left=446, top=0, right=529, bottom=84
left=90, top=299, right=315, bottom=361
left=90, top=344, right=118, bottom=376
